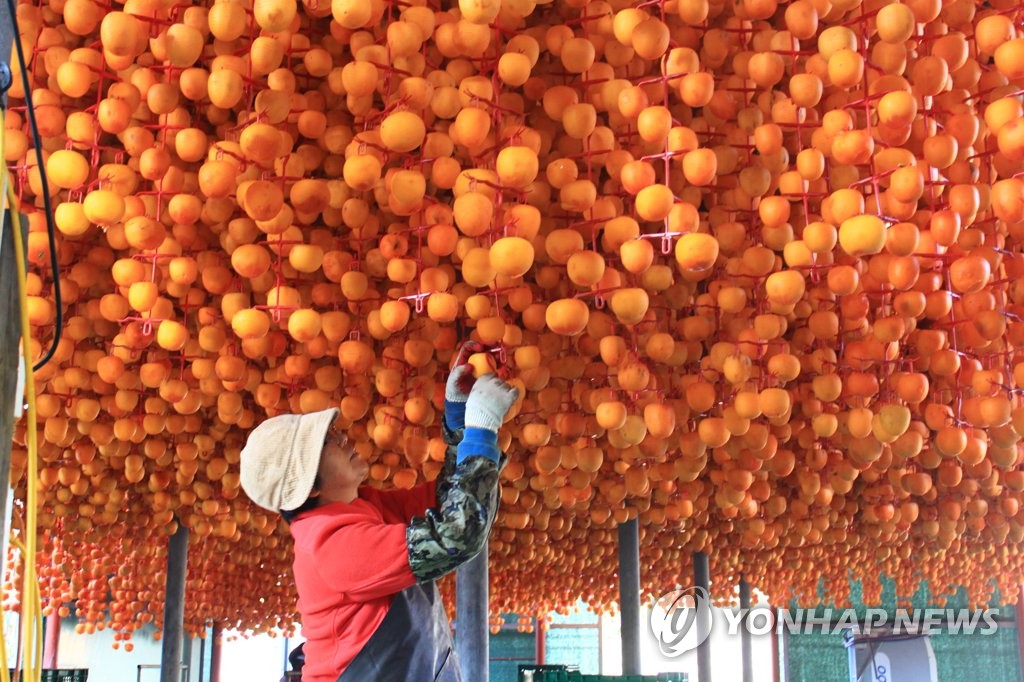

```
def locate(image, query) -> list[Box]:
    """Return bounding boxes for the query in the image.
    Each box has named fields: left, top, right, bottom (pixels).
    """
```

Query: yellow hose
left=1, top=97, right=44, bottom=682
left=10, top=538, right=42, bottom=681
left=0, top=610, right=7, bottom=682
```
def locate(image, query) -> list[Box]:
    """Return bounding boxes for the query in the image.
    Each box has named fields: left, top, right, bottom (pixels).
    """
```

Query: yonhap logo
left=648, top=588, right=1000, bottom=652
left=649, top=586, right=713, bottom=657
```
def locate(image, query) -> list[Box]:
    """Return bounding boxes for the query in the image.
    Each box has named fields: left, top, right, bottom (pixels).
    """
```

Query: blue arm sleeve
left=456, top=427, right=500, bottom=464
left=444, top=400, right=466, bottom=431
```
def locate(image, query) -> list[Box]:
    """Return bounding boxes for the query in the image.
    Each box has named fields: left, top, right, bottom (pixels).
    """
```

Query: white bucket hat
left=240, top=407, right=339, bottom=511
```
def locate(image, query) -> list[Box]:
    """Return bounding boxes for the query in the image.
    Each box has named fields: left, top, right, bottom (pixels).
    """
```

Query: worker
left=240, top=345, right=519, bottom=681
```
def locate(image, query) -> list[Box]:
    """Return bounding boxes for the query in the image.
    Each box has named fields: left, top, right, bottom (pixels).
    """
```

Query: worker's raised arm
left=405, top=373, right=519, bottom=582
left=435, top=344, right=478, bottom=503
left=370, top=343, right=487, bottom=522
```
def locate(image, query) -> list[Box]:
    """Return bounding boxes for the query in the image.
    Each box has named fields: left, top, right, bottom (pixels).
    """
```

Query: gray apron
left=336, top=582, right=462, bottom=682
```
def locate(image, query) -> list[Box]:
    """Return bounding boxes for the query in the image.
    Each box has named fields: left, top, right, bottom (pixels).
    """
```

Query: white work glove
left=464, top=374, right=519, bottom=433
left=444, top=341, right=484, bottom=431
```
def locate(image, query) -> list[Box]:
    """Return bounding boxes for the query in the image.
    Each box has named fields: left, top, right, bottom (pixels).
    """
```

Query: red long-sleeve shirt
left=290, top=482, right=436, bottom=682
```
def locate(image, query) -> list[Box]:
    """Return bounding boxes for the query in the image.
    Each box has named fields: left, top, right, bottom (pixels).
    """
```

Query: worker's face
left=317, top=424, right=369, bottom=500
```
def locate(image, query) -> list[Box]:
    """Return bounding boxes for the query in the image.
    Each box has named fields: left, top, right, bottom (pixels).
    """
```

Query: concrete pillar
left=455, top=543, right=489, bottom=682
left=740, top=577, right=752, bottom=682
left=693, top=551, right=711, bottom=682
left=161, top=522, right=189, bottom=682
left=618, top=519, right=641, bottom=675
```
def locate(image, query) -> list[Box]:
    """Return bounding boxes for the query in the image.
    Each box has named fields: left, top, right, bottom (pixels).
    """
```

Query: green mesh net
left=783, top=577, right=1021, bottom=682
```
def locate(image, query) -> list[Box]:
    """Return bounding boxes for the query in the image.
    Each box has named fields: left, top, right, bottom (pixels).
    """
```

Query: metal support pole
left=740, top=577, right=752, bottom=682
left=182, top=633, right=194, bottom=682
left=0, top=213, right=27, bottom=567
left=0, top=0, right=14, bottom=62
left=771, top=609, right=781, bottom=682
left=535, top=617, right=545, bottom=665
left=210, top=624, right=222, bottom=682
left=282, top=636, right=289, bottom=680
left=43, top=613, right=59, bottom=668
left=693, top=551, right=711, bottom=682
left=0, top=0, right=27, bottom=595
left=455, top=542, right=489, bottom=682
left=197, top=631, right=205, bottom=682
left=618, top=519, right=641, bottom=675
left=160, top=522, right=189, bottom=682
left=781, top=608, right=790, bottom=682
left=1016, top=586, right=1024, bottom=682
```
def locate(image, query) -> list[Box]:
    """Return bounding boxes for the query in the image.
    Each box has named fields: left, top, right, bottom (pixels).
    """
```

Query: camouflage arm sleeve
left=435, top=419, right=463, bottom=505
left=436, top=418, right=506, bottom=504
left=406, top=455, right=500, bottom=582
